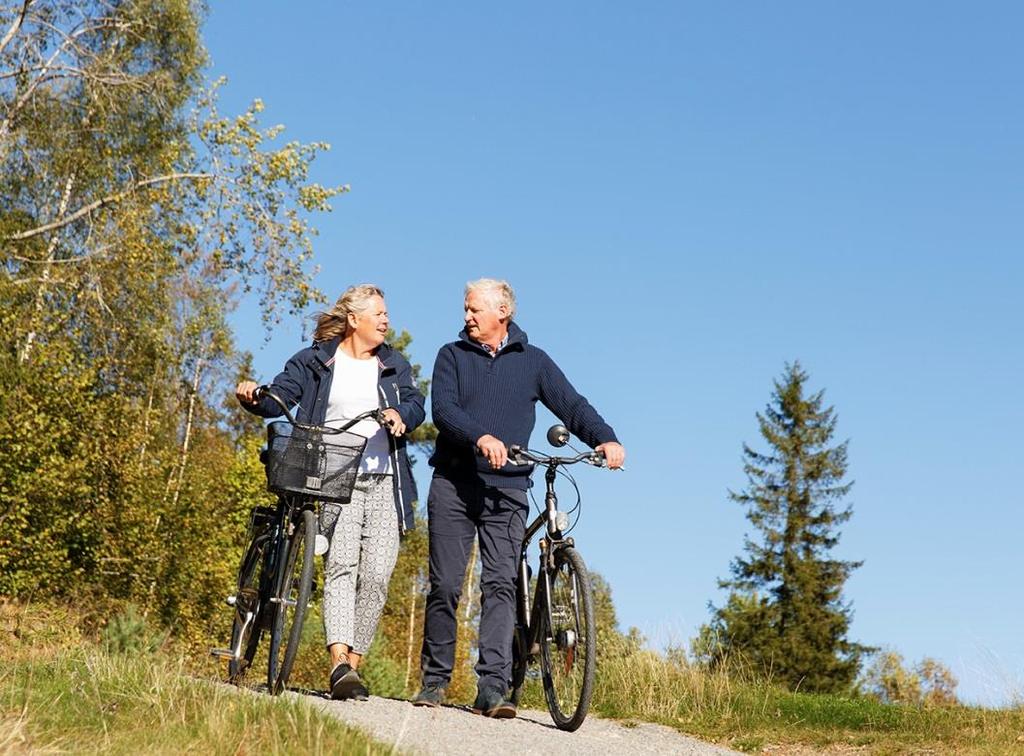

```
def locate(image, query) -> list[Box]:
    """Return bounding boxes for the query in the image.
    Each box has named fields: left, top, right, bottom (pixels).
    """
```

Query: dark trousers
left=420, top=474, right=528, bottom=691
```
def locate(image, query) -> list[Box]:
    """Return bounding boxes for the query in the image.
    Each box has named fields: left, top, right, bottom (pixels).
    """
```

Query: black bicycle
left=212, top=385, right=387, bottom=694
left=507, top=424, right=613, bottom=731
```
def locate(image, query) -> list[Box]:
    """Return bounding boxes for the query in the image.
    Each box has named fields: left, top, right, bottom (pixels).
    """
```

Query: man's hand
left=595, top=441, right=626, bottom=469
left=382, top=408, right=406, bottom=436
left=236, top=380, right=259, bottom=406
left=477, top=434, right=508, bottom=470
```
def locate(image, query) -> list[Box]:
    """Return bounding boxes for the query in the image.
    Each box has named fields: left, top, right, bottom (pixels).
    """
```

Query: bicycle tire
left=539, top=546, right=596, bottom=731
left=267, top=507, right=316, bottom=695
left=227, top=532, right=271, bottom=684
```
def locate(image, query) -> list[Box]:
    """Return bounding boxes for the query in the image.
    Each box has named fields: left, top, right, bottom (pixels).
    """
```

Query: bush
left=101, top=605, right=168, bottom=655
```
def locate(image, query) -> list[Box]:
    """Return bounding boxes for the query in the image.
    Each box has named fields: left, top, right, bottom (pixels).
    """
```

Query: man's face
left=464, top=289, right=508, bottom=344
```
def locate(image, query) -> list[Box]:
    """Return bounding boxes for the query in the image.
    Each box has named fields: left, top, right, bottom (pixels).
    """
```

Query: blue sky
left=204, top=2, right=1023, bottom=705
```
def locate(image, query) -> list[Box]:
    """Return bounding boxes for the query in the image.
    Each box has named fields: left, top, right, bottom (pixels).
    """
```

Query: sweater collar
left=458, top=320, right=528, bottom=355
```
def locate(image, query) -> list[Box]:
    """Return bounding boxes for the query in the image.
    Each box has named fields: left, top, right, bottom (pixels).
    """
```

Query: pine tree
left=696, top=362, right=870, bottom=693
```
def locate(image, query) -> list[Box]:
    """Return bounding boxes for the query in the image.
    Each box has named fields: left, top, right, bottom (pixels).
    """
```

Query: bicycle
left=507, top=424, right=614, bottom=732
left=211, top=385, right=388, bottom=695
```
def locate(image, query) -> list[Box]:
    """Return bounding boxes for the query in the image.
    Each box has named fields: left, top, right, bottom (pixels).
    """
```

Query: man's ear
left=497, top=303, right=510, bottom=321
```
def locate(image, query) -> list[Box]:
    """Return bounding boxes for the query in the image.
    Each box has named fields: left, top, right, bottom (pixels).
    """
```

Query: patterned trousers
left=321, top=473, right=400, bottom=653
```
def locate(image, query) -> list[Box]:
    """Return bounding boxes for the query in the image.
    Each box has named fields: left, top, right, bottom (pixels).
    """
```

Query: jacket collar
left=458, top=321, right=528, bottom=355
left=313, top=337, right=397, bottom=374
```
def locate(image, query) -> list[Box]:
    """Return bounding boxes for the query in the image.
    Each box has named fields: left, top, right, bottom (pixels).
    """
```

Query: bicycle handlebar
left=507, top=445, right=607, bottom=469
left=253, top=385, right=391, bottom=434
left=252, top=385, right=297, bottom=423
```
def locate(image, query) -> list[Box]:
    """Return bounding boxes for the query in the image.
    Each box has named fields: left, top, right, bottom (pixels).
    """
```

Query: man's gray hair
left=465, top=278, right=516, bottom=319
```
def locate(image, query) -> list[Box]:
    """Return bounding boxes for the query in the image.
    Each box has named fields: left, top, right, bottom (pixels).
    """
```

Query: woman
left=236, top=284, right=425, bottom=700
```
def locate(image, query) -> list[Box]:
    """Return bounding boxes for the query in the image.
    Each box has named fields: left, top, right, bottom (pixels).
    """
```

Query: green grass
left=0, top=603, right=394, bottom=755
left=579, top=651, right=1024, bottom=754
left=6, top=600, right=1024, bottom=754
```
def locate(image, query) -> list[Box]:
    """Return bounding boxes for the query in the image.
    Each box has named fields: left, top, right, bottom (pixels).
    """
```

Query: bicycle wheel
left=539, top=546, right=596, bottom=731
left=227, top=532, right=271, bottom=684
left=267, top=507, right=316, bottom=695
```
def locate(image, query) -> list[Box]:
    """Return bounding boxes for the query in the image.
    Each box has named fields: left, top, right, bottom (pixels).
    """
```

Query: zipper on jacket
left=378, top=381, right=408, bottom=535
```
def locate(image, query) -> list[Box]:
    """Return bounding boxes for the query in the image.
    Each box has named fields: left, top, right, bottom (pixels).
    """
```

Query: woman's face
left=350, top=294, right=389, bottom=348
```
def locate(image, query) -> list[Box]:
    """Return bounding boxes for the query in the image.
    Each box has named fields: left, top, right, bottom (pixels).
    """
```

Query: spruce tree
left=696, top=362, right=870, bottom=693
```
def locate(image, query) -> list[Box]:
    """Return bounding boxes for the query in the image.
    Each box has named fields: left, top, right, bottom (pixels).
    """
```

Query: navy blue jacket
left=429, top=322, right=619, bottom=489
left=245, top=338, right=426, bottom=533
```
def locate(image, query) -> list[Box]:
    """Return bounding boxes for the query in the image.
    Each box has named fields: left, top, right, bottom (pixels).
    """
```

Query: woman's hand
left=236, top=380, right=259, bottom=406
left=382, top=408, right=406, bottom=436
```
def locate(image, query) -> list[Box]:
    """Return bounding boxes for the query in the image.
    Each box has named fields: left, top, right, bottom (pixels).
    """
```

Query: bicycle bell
left=547, top=424, right=570, bottom=447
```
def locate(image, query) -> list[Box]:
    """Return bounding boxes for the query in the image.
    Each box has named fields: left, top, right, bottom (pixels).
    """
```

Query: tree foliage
left=860, top=650, right=959, bottom=707
left=0, top=0, right=340, bottom=647
left=695, top=362, right=870, bottom=693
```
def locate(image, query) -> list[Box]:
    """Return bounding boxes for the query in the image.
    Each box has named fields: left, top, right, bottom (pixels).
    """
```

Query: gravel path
left=295, top=692, right=740, bottom=755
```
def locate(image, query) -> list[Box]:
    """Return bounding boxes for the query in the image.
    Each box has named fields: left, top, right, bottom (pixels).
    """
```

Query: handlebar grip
left=250, top=385, right=297, bottom=424
left=507, top=444, right=525, bottom=466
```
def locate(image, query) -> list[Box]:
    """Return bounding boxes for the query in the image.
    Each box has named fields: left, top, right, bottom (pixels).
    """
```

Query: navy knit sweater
left=429, top=322, right=619, bottom=489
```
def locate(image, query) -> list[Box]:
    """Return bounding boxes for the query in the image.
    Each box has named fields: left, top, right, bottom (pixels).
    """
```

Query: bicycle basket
left=264, top=422, right=367, bottom=503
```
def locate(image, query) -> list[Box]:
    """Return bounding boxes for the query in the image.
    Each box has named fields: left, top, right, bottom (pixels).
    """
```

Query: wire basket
left=264, top=422, right=366, bottom=503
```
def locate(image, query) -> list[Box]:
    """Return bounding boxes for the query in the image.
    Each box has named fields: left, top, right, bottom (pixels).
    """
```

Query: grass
left=1, top=603, right=393, bottom=755
left=6, top=600, right=1024, bottom=754
left=579, top=650, right=1024, bottom=754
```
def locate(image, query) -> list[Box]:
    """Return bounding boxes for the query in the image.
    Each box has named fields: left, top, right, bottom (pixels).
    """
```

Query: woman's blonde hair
left=314, top=284, right=385, bottom=342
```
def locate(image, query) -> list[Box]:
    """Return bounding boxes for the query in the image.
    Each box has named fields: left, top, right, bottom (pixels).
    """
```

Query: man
left=412, top=278, right=625, bottom=717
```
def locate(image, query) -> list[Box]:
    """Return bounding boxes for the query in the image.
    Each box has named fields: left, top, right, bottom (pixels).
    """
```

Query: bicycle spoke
left=540, top=547, right=595, bottom=731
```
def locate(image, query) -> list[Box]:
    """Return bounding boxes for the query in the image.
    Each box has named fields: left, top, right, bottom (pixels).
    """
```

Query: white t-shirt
left=325, top=349, right=392, bottom=475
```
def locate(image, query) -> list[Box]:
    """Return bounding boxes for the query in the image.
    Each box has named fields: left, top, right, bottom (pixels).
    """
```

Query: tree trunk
left=18, top=174, right=75, bottom=363
left=463, top=537, right=478, bottom=620
left=138, top=381, right=156, bottom=462
left=169, top=351, right=204, bottom=512
left=146, top=346, right=205, bottom=617
left=405, top=577, right=417, bottom=691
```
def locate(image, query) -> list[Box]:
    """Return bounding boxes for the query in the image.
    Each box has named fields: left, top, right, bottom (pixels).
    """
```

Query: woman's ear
left=347, top=311, right=360, bottom=329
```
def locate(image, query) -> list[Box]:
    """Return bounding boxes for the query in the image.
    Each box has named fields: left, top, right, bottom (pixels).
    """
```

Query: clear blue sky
left=204, top=2, right=1023, bottom=705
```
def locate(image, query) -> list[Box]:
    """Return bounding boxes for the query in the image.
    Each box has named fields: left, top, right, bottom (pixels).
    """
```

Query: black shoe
left=411, top=683, right=446, bottom=708
left=330, top=663, right=361, bottom=700
left=350, top=676, right=370, bottom=701
left=472, top=685, right=516, bottom=719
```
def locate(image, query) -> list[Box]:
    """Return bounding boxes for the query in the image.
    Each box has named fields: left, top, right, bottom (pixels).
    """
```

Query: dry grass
left=7, top=600, right=1024, bottom=755
left=0, top=601, right=392, bottom=755
left=578, top=650, right=1024, bottom=754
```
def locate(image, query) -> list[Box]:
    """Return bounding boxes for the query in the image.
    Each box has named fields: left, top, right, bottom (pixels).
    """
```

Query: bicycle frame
left=217, top=493, right=299, bottom=662
left=507, top=439, right=607, bottom=728
left=516, top=462, right=571, bottom=655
